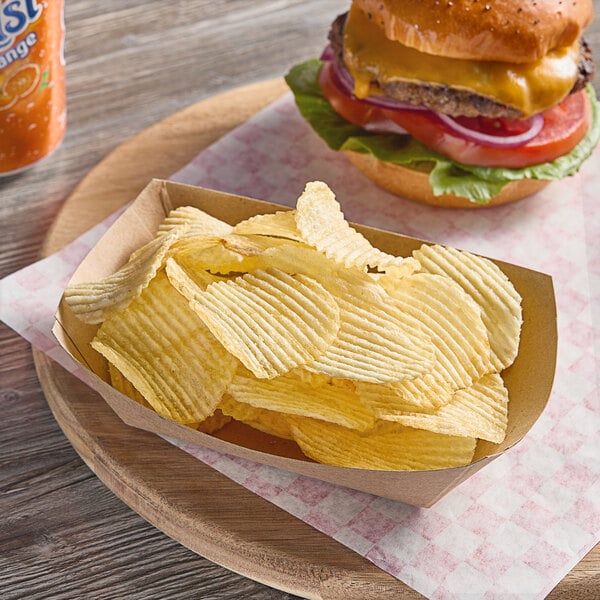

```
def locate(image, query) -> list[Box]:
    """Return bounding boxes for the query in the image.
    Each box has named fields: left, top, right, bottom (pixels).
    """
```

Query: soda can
left=0, top=0, right=66, bottom=176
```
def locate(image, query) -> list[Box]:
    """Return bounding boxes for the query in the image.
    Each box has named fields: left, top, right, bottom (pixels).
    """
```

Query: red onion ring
left=437, top=113, right=545, bottom=148
left=320, top=46, right=335, bottom=62
left=330, top=58, right=357, bottom=95
left=328, top=51, right=428, bottom=113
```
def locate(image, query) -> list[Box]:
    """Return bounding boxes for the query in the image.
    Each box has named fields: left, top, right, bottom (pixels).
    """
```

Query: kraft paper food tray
left=53, top=179, right=558, bottom=508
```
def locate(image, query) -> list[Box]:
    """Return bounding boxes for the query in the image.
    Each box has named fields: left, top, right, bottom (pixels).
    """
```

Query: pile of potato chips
left=64, top=182, right=522, bottom=471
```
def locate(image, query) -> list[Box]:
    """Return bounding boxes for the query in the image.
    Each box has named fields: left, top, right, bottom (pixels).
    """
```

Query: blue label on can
left=0, top=0, right=42, bottom=51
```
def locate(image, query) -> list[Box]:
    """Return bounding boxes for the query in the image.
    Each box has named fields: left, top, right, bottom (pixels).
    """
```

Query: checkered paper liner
left=1, top=92, right=599, bottom=598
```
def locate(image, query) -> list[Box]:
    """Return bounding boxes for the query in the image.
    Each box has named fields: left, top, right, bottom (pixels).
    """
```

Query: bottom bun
left=343, top=151, right=550, bottom=209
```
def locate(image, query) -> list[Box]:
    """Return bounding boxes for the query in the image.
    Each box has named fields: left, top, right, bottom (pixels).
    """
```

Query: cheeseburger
left=285, top=0, right=599, bottom=207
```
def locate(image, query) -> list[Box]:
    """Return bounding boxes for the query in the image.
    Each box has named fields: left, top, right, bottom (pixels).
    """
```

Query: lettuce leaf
left=285, top=59, right=600, bottom=205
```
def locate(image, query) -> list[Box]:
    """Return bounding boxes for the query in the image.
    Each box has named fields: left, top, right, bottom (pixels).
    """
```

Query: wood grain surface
left=1, top=1, right=599, bottom=599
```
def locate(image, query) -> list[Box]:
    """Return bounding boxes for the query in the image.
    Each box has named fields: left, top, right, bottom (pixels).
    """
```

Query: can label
left=0, top=0, right=66, bottom=175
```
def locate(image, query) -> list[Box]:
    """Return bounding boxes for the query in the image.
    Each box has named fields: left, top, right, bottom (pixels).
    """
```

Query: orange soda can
left=0, top=0, right=66, bottom=175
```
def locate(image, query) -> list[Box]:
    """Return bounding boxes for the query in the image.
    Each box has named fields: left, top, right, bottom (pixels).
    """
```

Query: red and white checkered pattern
left=2, top=93, right=598, bottom=598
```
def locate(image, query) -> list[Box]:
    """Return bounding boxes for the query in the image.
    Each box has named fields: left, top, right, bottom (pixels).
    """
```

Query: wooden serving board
left=33, top=79, right=595, bottom=599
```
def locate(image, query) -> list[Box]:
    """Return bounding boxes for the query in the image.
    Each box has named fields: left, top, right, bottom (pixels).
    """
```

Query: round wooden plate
left=33, top=79, right=594, bottom=600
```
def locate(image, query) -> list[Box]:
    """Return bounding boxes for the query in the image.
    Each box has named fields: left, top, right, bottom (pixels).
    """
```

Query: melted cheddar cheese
left=343, top=5, right=579, bottom=116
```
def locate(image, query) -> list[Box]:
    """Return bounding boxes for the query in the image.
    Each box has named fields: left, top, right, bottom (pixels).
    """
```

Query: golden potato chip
left=64, top=230, right=181, bottom=324
left=170, top=234, right=293, bottom=276
left=91, top=270, right=238, bottom=423
left=375, top=373, right=509, bottom=443
left=165, top=257, right=221, bottom=299
left=233, top=210, right=303, bottom=241
left=227, top=368, right=375, bottom=431
left=108, top=362, right=151, bottom=408
left=168, top=235, right=226, bottom=256
left=158, top=205, right=233, bottom=237
left=110, top=361, right=233, bottom=434
left=255, top=243, right=436, bottom=383
left=356, top=374, right=452, bottom=415
left=290, top=419, right=477, bottom=470
left=219, top=394, right=294, bottom=440
left=369, top=273, right=493, bottom=410
left=187, top=267, right=341, bottom=379
left=295, top=181, right=420, bottom=275
left=303, top=307, right=434, bottom=383
left=169, top=234, right=262, bottom=275
left=220, top=234, right=290, bottom=256
left=413, top=244, right=522, bottom=370
left=291, top=367, right=354, bottom=391
left=256, top=239, right=339, bottom=278
left=109, top=362, right=234, bottom=436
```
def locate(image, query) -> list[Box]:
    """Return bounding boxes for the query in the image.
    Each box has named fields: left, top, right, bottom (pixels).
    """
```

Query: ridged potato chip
left=290, top=418, right=477, bottom=470
left=369, top=273, right=493, bottom=411
left=233, top=210, right=303, bottom=241
left=413, top=244, right=522, bottom=371
left=110, top=361, right=231, bottom=433
left=170, top=233, right=294, bottom=276
left=375, top=373, right=509, bottom=443
left=108, top=362, right=151, bottom=408
left=91, top=271, right=238, bottom=423
left=219, top=394, right=295, bottom=440
left=304, top=300, right=434, bottom=383
left=165, top=257, right=221, bottom=299
left=356, top=374, right=451, bottom=416
left=186, top=267, right=341, bottom=379
left=64, top=230, right=181, bottom=324
left=158, top=205, right=233, bottom=237
left=255, top=243, right=436, bottom=383
left=169, top=234, right=262, bottom=275
left=295, top=181, right=420, bottom=275
left=228, top=368, right=375, bottom=431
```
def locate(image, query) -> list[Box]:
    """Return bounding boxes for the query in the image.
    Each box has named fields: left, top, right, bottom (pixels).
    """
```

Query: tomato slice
left=319, top=61, right=591, bottom=168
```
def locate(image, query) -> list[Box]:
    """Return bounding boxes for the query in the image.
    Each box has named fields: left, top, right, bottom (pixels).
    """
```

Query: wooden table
left=1, top=1, right=599, bottom=598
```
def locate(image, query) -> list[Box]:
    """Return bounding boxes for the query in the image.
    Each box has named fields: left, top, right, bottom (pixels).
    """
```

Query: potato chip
left=228, top=368, right=375, bottom=431
left=291, top=368, right=355, bottom=392
left=64, top=230, right=181, bottom=324
left=186, top=267, right=341, bottom=379
left=168, top=234, right=262, bottom=275
left=170, top=233, right=294, bottom=276
left=233, top=210, right=303, bottom=241
left=295, top=181, right=420, bottom=275
left=165, top=257, right=221, bottom=299
left=110, top=360, right=233, bottom=434
left=220, top=234, right=290, bottom=256
left=375, top=373, right=509, bottom=443
left=290, top=418, right=477, bottom=470
left=368, top=273, right=493, bottom=410
left=219, top=394, right=295, bottom=440
left=108, top=362, right=151, bottom=408
left=305, top=306, right=435, bottom=383
left=356, top=374, right=452, bottom=415
left=413, top=244, right=522, bottom=370
left=255, top=243, right=436, bottom=383
left=158, top=205, right=233, bottom=237
left=109, top=361, right=232, bottom=434
left=91, top=270, right=238, bottom=423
